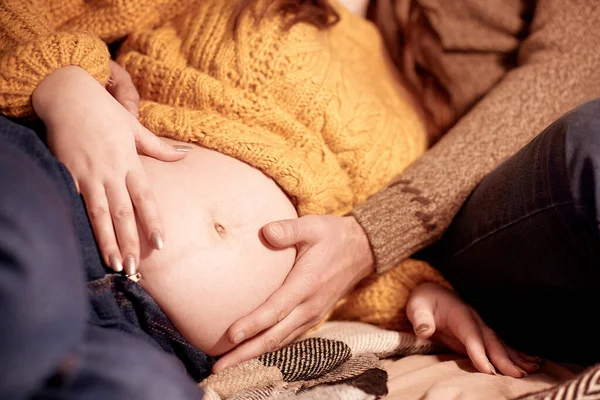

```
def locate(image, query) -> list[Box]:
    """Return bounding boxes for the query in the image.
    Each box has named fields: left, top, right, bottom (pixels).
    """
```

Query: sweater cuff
left=351, top=179, right=442, bottom=274
left=0, top=32, right=111, bottom=118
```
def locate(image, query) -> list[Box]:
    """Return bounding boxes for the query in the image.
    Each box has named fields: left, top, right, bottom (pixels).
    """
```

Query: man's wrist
left=343, top=215, right=375, bottom=277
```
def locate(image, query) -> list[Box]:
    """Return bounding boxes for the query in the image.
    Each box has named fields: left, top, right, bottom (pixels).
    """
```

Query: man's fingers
left=105, top=182, right=140, bottom=276
left=215, top=307, right=312, bottom=373
left=135, top=126, right=191, bottom=162
left=406, top=285, right=437, bottom=338
left=262, top=215, right=325, bottom=249
left=279, top=320, right=319, bottom=349
left=126, top=168, right=163, bottom=251
left=107, top=60, right=140, bottom=118
left=81, top=182, right=122, bottom=272
left=226, top=268, right=312, bottom=345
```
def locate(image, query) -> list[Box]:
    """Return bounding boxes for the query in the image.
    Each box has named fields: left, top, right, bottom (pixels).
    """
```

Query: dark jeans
left=0, top=117, right=211, bottom=399
left=421, top=98, right=600, bottom=366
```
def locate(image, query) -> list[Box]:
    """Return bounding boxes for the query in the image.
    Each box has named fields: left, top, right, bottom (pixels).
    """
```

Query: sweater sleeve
left=352, top=0, right=600, bottom=273
left=0, top=0, right=111, bottom=118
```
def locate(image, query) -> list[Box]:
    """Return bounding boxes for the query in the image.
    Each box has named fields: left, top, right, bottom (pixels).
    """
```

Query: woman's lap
left=420, top=99, right=600, bottom=365
left=0, top=116, right=207, bottom=398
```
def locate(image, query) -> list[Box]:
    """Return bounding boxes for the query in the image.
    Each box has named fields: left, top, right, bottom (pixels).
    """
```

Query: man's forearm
left=353, top=0, right=600, bottom=273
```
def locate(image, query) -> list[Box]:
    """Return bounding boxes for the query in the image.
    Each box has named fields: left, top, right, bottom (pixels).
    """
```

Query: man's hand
left=212, top=215, right=375, bottom=372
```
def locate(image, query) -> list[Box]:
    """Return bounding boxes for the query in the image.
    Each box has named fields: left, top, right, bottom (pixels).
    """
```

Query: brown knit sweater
left=354, top=0, right=600, bottom=273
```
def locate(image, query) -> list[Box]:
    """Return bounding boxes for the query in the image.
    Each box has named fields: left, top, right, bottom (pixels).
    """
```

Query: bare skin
left=32, top=66, right=190, bottom=276
left=406, top=283, right=541, bottom=378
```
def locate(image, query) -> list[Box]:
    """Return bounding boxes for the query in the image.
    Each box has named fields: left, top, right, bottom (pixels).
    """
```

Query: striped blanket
left=199, top=321, right=600, bottom=400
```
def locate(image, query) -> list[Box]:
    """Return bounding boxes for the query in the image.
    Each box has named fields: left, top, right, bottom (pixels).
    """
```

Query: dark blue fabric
left=0, top=116, right=210, bottom=399
left=87, top=274, right=214, bottom=382
left=420, top=98, right=600, bottom=366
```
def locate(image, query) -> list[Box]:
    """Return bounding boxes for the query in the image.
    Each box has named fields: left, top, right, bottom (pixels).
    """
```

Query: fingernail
left=515, top=366, right=528, bottom=377
left=123, top=255, right=136, bottom=276
left=150, top=231, right=164, bottom=250
left=125, top=101, right=139, bottom=118
left=109, top=254, right=123, bottom=272
left=233, top=331, right=245, bottom=344
left=415, top=323, right=430, bottom=334
left=488, top=363, right=497, bottom=375
left=173, top=145, right=193, bottom=152
left=518, top=358, right=540, bottom=371
left=269, top=222, right=284, bottom=239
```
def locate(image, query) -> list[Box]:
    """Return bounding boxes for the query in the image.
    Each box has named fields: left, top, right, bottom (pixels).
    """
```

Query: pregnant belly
left=138, top=138, right=297, bottom=356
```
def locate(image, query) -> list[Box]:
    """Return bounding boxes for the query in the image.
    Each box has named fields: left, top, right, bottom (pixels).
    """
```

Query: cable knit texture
left=116, top=1, right=427, bottom=216
left=3, top=0, right=599, bottom=334
left=0, top=0, right=196, bottom=117
left=0, top=0, right=436, bottom=332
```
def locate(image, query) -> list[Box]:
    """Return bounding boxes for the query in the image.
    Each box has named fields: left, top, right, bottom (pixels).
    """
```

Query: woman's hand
left=213, top=215, right=375, bottom=372
left=32, top=66, right=191, bottom=274
left=106, top=60, right=141, bottom=118
left=407, top=283, right=541, bottom=378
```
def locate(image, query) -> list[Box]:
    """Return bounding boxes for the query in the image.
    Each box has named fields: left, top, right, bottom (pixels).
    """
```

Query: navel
left=214, top=222, right=226, bottom=235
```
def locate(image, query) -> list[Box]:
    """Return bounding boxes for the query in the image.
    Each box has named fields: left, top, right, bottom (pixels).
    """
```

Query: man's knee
left=561, top=98, right=600, bottom=157
left=556, top=98, right=600, bottom=218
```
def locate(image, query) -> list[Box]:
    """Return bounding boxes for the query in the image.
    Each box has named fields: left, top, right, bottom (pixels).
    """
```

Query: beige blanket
left=384, top=355, right=578, bottom=399
left=199, top=321, right=599, bottom=399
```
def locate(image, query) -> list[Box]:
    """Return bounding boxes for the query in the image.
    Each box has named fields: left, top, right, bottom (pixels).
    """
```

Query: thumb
left=406, top=286, right=437, bottom=339
left=135, top=126, right=192, bottom=161
left=262, top=216, right=324, bottom=248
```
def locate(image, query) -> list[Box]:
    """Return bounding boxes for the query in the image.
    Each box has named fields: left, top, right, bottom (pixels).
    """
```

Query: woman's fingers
left=506, top=348, right=541, bottom=374
left=105, top=182, right=140, bottom=275
left=80, top=182, right=123, bottom=272
left=107, top=60, right=140, bottom=118
left=475, top=316, right=526, bottom=378
left=135, top=126, right=191, bottom=162
left=126, top=168, right=163, bottom=251
left=446, top=306, right=494, bottom=375
left=406, top=285, right=437, bottom=339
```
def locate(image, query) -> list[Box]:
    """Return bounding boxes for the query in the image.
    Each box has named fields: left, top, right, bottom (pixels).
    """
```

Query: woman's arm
left=1, top=0, right=193, bottom=274
left=0, top=0, right=111, bottom=117
left=0, top=0, right=195, bottom=118
left=353, top=0, right=600, bottom=272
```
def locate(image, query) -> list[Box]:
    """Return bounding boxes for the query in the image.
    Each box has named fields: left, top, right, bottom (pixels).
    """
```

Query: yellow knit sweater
left=0, top=0, right=446, bottom=332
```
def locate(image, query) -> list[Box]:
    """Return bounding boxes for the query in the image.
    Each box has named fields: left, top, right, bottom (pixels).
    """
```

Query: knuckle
left=124, top=85, right=139, bottom=98
left=271, top=303, right=286, bottom=324
left=131, top=188, right=153, bottom=205
left=98, top=238, right=116, bottom=253
left=300, top=271, right=318, bottom=289
left=120, top=238, right=139, bottom=251
left=262, top=334, right=280, bottom=354
left=307, top=305, right=322, bottom=321
left=288, top=219, right=302, bottom=241
left=89, top=206, right=109, bottom=221
left=114, top=205, right=135, bottom=221
left=307, top=215, right=327, bottom=232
